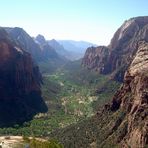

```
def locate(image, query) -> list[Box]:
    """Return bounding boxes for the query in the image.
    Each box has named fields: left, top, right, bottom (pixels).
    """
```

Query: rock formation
left=47, top=39, right=72, bottom=60
left=35, top=34, right=46, bottom=45
left=0, top=28, right=47, bottom=126
left=35, top=35, right=60, bottom=61
left=82, top=16, right=148, bottom=82
left=35, top=34, right=68, bottom=73
left=81, top=46, right=109, bottom=72
left=111, top=41, right=148, bottom=147
left=5, top=27, right=43, bottom=61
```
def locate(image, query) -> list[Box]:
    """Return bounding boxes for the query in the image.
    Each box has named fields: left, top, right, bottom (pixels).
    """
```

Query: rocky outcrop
left=47, top=39, right=71, bottom=60
left=110, top=41, right=148, bottom=147
left=35, top=35, right=60, bottom=61
left=81, top=46, right=109, bottom=72
left=82, top=16, right=148, bottom=82
left=0, top=28, right=47, bottom=126
left=35, top=34, right=46, bottom=45
left=34, top=35, right=68, bottom=73
left=5, top=27, right=43, bottom=61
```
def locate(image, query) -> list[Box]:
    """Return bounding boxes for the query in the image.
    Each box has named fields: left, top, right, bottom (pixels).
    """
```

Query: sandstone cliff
left=110, top=41, right=148, bottom=147
left=82, top=16, right=148, bottom=82
left=0, top=28, right=47, bottom=126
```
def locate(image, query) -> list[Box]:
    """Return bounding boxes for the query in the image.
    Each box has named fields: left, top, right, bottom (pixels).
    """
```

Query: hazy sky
left=0, top=0, right=148, bottom=45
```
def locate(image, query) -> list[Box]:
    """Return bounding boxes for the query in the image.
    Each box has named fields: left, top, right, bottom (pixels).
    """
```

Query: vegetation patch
left=0, top=60, right=121, bottom=139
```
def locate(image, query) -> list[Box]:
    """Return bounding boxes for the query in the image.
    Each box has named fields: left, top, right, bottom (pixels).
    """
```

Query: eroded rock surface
left=82, top=16, right=148, bottom=82
left=0, top=28, right=47, bottom=126
left=111, top=41, right=148, bottom=147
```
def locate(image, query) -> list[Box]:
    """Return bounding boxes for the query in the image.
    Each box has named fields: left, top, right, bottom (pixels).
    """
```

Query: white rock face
left=15, top=46, right=23, bottom=54
left=129, top=41, right=148, bottom=76
left=118, top=19, right=134, bottom=40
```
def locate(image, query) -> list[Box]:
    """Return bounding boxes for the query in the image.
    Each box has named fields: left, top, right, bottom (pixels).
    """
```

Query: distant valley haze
left=0, top=0, right=148, bottom=45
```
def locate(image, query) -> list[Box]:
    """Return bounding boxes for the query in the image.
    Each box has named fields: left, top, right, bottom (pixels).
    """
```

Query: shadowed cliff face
left=0, top=28, right=47, bottom=127
left=82, top=16, right=148, bottom=82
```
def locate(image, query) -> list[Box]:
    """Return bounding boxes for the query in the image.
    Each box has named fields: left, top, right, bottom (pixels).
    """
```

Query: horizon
left=0, top=0, right=148, bottom=45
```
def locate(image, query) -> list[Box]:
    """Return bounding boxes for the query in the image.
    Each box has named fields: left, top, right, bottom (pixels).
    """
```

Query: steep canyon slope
left=82, top=16, right=148, bottom=82
left=0, top=28, right=47, bottom=126
left=110, top=41, right=148, bottom=147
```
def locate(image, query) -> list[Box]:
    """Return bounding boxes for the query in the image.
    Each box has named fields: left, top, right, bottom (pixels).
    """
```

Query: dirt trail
left=0, top=136, right=48, bottom=148
left=0, top=136, right=23, bottom=148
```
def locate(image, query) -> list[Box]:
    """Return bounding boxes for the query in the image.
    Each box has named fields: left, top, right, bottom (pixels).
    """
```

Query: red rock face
left=82, top=16, right=148, bottom=82
left=0, top=28, right=47, bottom=126
left=0, top=40, right=39, bottom=99
left=82, top=46, right=110, bottom=72
left=111, top=41, right=148, bottom=147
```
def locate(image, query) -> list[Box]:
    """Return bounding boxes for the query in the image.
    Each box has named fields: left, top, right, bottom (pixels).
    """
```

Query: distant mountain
left=5, top=27, right=43, bottom=61
left=0, top=27, right=47, bottom=127
left=58, top=40, right=97, bottom=60
left=5, top=29, right=66, bottom=66
left=35, top=34, right=46, bottom=45
left=48, top=39, right=70, bottom=60
left=4, top=29, right=67, bottom=74
left=34, top=36, right=97, bottom=61
left=35, top=35, right=68, bottom=73
left=35, top=35, right=60, bottom=60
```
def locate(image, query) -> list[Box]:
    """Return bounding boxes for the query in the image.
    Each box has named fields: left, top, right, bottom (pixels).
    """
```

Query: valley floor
left=0, top=61, right=120, bottom=143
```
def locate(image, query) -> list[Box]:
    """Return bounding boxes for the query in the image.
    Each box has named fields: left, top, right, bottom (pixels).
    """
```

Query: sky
left=0, top=0, right=148, bottom=45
